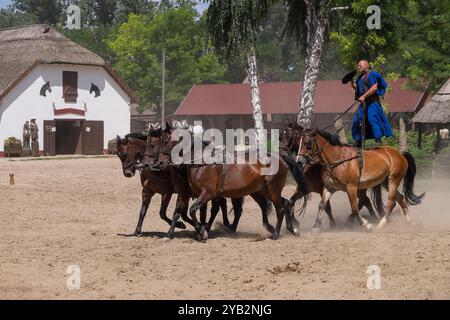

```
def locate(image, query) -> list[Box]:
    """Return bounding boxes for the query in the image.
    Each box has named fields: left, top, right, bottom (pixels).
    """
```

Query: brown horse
left=296, top=128, right=424, bottom=230
left=280, top=123, right=383, bottom=229
left=140, top=127, right=242, bottom=240
left=145, top=125, right=309, bottom=240
left=116, top=133, right=190, bottom=236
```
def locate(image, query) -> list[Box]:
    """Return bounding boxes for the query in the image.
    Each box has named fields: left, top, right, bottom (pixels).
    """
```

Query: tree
left=283, top=0, right=333, bottom=128
left=206, top=0, right=272, bottom=145
left=108, top=7, right=226, bottom=115
left=399, top=0, right=450, bottom=93
left=330, top=1, right=404, bottom=73
left=11, top=0, right=64, bottom=25
left=0, top=7, right=36, bottom=29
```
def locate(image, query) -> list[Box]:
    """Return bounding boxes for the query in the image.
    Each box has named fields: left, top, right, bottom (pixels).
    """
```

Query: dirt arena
left=0, top=156, right=449, bottom=300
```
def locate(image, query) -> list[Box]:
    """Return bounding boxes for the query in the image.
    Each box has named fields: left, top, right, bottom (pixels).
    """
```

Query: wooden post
left=417, top=123, right=422, bottom=149
left=399, top=117, right=407, bottom=152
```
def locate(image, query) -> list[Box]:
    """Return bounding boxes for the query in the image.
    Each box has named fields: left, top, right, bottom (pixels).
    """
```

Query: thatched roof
left=412, top=78, right=450, bottom=124
left=0, top=24, right=137, bottom=103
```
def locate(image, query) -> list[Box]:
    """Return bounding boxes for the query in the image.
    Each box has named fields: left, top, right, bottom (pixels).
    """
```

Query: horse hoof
left=162, top=236, right=173, bottom=242
left=376, top=217, right=388, bottom=229
left=364, top=223, right=373, bottom=232
left=268, top=234, right=279, bottom=240
left=406, top=218, right=416, bottom=226
left=176, top=221, right=187, bottom=230
left=195, top=233, right=208, bottom=243
left=133, top=232, right=143, bottom=237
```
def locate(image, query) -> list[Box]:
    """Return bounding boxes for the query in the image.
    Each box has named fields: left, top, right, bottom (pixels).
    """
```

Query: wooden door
left=82, top=121, right=104, bottom=155
left=43, top=120, right=56, bottom=156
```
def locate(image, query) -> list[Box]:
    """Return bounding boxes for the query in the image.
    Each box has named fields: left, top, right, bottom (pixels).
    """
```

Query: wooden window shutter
left=63, top=71, right=78, bottom=103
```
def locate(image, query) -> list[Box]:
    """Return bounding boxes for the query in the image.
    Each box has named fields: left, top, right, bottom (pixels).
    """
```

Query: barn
left=173, top=80, right=428, bottom=134
left=0, top=24, right=137, bottom=156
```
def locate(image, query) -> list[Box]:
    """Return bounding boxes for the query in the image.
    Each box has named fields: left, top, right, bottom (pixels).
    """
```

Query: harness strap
left=357, top=148, right=364, bottom=187
left=219, top=162, right=227, bottom=195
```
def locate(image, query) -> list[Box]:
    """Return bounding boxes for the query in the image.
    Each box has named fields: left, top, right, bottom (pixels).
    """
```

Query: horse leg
left=395, top=191, right=415, bottom=226
left=229, top=198, right=243, bottom=232
left=189, top=190, right=212, bottom=241
left=324, top=201, right=337, bottom=229
left=283, top=197, right=298, bottom=235
left=198, top=204, right=208, bottom=241
left=206, top=198, right=221, bottom=233
left=164, top=195, right=186, bottom=240
left=377, top=177, right=403, bottom=229
left=217, top=197, right=232, bottom=229
left=133, top=190, right=153, bottom=236
left=346, top=185, right=372, bottom=231
left=312, top=189, right=333, bottom=231
left=266, top=185, right=291, bottom=240
left=288, top=185, right=305, bottom=231
left=251, top=193, right=276, bottom=235
left=159, top=193, right=187, bottom=230
left=358, top=189, right=378, bottom=221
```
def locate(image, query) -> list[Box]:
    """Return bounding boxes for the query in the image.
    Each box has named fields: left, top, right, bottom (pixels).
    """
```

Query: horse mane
left=125, top=132, right=147, bottom=141
left=316, top=129, right=348, bottom=147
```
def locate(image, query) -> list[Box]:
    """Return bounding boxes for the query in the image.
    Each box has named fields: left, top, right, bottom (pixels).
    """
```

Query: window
left=63, top=71, right=78, bottom=103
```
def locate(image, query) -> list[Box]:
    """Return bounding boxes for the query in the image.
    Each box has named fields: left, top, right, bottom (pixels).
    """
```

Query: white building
left=0, top=24, right=137, bottom=156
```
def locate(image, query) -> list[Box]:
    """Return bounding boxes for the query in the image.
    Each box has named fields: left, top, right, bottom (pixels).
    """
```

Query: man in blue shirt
left=351, top=59, right=393, bottom=147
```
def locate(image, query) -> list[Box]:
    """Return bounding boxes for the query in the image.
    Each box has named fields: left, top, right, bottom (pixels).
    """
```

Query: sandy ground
left=0, top=156, right=449, bottom=300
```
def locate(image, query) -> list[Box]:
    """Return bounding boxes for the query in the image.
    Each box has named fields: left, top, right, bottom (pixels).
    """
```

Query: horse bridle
left=121, top=138, right=144, bottom=171
left=281, top=127, right=299, bottom=156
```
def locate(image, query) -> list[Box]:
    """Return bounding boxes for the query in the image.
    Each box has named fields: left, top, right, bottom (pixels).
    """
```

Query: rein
left=303, top=134, right=361, bottom=174
left=320, top=101, right=359, bottom=132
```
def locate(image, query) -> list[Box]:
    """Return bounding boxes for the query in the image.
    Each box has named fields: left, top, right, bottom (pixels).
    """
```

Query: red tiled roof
left=175, top=78, right=426, bottom=115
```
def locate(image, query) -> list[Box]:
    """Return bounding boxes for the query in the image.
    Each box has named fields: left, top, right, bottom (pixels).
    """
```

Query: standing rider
left=351, top=59, right=393, bottom=148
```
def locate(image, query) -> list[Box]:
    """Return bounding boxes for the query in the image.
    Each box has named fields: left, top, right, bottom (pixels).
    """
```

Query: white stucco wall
left=0, top=63, right=131, bottom=153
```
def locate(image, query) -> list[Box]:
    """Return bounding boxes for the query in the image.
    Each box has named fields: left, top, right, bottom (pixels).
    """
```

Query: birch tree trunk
left=246, top=47, right=266, bottom=147
left=297, top=0, right=329, bottom=128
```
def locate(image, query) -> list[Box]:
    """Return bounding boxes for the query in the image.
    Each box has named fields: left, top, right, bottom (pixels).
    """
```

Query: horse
left=116, top=132, right=189, bottom=236
left=296, top=128, right=424, bottom=230
left=144, top=123, right=309, bottom=240
left=280, top=123, right=384, bottom=229
left=140, top=125, right=249, bottom=241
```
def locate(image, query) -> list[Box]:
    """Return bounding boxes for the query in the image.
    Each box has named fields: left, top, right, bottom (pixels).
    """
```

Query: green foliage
left=0, top=8, right=35, bottom=29
left=399, top=0, right=450, bottom=93
left=329, top=0, right=405, bottom=74
left=107, top=8, right=226, bottom=114
left=11, top=0, right=64, bottom=25
left=62, top=25, right=117, bottom=62
left=205, top=0, right=272, bottom=61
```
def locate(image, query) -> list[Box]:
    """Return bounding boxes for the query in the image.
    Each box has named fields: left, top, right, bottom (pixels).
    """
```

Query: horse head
left=117, top=134, right=146, bottom=177
left=142, top=126, right=163, bottom=171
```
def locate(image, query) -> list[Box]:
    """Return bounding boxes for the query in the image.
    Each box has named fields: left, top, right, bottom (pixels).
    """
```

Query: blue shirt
left=355, top=70, right=388, bottom=99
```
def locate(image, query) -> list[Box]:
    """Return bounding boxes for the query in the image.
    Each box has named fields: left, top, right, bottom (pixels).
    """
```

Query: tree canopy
left=107, top=6, right=226, bottom=114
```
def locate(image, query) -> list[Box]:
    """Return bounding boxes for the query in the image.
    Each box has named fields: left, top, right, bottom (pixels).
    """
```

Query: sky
left=0, top=0, right=10, bottom=9
left=0, top=1, right=208, bottom=12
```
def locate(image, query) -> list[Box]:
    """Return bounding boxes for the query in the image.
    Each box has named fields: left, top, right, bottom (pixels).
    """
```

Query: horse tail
left=402, top=151, right=425, bottom=205
left=281, top=154, right=309, bottom=195
left=370, top=184, right=386, bottom=217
